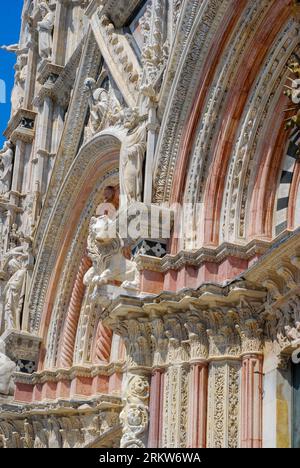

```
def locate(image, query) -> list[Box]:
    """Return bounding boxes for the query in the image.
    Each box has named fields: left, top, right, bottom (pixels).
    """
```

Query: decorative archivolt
left=221, top=19, right=299, bottom=243
left=28, top=130, right=121, bottom=336
left=44, top=162, right=119, bottom=368
left=153, top=0, right=298, bottom=249
left=153, top=0, right=234, bottom=204
left=181, top=0, right=272, bottom=248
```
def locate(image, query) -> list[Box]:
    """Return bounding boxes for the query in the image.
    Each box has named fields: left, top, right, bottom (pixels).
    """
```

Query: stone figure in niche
left=1, top=46, right=28, bottom=113
left=84, top=78, right=109, bottom=134
left=37, top=2, right=55, bottom=60
left=119, top=108, right=147, bottom=205
left=84, top=77, right=121, bottom=136
left=22, top=0, right=36, bottom=49
left=1, top=243, right=29, bottom=331
left=11, top=54, right=28, bottom=112
left=0, top=141, right=14, bottom=198
left=0, top=338, right=16, bottom=396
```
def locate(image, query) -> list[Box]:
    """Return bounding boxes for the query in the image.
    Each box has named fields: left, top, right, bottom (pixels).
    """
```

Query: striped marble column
left=241, top=354, right=263, bottom=448
left=187, top=361, right=208, bottom=448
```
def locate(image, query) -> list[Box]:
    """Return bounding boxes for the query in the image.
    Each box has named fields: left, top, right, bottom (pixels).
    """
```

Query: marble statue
left=84, top=77, right=122, bottom=138
left=119, top=108, right=147, bottom=204
left=37, top=2, right=55, bottom=60
left=22, top=0, right=36, bottom=49
left=84, top=214, right=140, bottom=294
left=0, top=338, right=16, bottom=396
left=84, top=78, right=109, bottom=134
left=0, top=141, right=14, bottom=197
left=11, top=54, right=28, bottom=112
left=1, top=244, right=29, bottom=331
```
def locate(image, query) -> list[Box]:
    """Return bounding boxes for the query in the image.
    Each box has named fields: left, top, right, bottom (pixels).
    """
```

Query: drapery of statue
left=84, top=77, right=122, bottom=136
left=11, top=54, right=28, bottom=113
left=0, top=339, right=16, bottom=396
left=119, top=108, right=147, bottom=205
left=37, top=2, right=55, bottom=60
left=0, top=141, right=14, bottom=198
left=0, top=244, right=29, bottom=331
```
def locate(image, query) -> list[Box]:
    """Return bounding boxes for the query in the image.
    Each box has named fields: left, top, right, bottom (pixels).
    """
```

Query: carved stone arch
left=157, top=0, right=275, bottom=249
left=153, top=0, right=239, bottom=204
left=221, top=19, right=299, bottom=244
left=34, top=28, right=102, bottom=251
left=27, top=130, right=122, bottom=366
left=45, top=161, right=119, bottom=369
left=163, top=0, right=294, bottom=250
left=179, top=0, right=273, bottom=249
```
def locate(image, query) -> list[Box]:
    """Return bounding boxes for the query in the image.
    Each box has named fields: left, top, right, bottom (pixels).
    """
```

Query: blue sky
left=0, top=1, right=23, bottom=147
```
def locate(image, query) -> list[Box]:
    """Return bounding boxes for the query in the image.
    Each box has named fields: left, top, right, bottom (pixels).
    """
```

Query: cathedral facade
left=0, top=0, right=300, bottom=449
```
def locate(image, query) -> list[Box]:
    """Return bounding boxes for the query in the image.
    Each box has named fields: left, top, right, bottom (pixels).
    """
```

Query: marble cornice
left=4, top=108, right=37, bottom=143
left=37, top=62, right=65, bottom=85
left=0, top=395, right=123, bottom=419
left=135, top=238, right=274, bottom=273
left=245, top=228, right=300, bottom=284
left=103, top=280, right=267, bottom=324
left=14, top=362, right=126, bottom=385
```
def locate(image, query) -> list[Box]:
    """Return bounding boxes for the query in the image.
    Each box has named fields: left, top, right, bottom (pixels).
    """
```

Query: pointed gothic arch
left=27, top=130, right=122, bottom=368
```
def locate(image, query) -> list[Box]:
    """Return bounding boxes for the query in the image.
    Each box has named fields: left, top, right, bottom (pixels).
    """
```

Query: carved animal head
left=90, top=215, right=116, bottom=245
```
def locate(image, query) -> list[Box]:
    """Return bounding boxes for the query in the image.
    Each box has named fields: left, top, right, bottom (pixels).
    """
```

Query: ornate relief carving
left=235, top=301, right=264, bottom=354
left=185, top=311, right=209, bottom=361
left=0, top=338, right=16, bottom=396
left=162, top=362, right=189, bottom=448
left=120, top=374, right=150, bottom=448
left=0, top=398, right=122, bottom=449
left=207, top=361, right=241, bottom=448
left=37, top=2, right=55, bottom=61
left=151, top=318, right=168, bottom=368
left=0, top=142, right=14, bottom=199
left=154, top=0, right=234, bottom=203
left=84, top=76, right=122, bottom=138
left=84, top=214, right=140, bottom=292
left=206, top=310, right=241, bottom=358
left=0, top=242, right=32, bottom=331
left=139, top=0, right=169, bottom=99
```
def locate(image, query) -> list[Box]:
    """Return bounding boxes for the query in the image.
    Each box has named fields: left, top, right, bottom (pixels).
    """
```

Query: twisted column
left=93, top=321, right=113, bottom=363
left=59, top=255, right=91, bottom=368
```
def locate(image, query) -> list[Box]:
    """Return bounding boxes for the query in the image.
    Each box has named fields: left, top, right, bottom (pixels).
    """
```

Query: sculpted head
left=90, top=215, right=116, bottom=246
left=39, top=2, right=49, bottom=17
left=123, top=108, right=140, bottom=130
left=84, top=77, right=96, bottom=92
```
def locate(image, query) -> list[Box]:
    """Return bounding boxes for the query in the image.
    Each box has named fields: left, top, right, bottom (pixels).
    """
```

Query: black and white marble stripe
left=275, top=127, right=300, bottom=236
